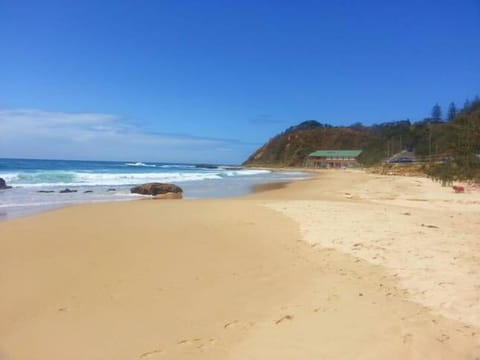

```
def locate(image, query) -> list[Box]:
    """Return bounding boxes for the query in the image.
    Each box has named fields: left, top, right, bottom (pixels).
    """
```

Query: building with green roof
left=305, top=150, right=362, bottom=168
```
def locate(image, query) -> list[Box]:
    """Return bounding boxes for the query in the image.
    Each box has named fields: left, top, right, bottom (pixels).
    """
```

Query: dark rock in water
left=107, top=188, right=116, bottom=192
left=195, top=164, right=218, bottom=169
left=130, top=183, right=183, bottom=198
left=84, top=190, right=94, bottom=193
left=59, top=188, right=77, bottom=193
left=0, top=178, right=12, bottom=189
left=37, top=190, right=55, bottom=193
left=222, top=166, right=243, bottom=170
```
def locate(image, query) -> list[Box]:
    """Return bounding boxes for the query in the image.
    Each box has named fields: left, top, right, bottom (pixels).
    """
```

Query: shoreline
left=0, top=168, right=311, bottom=223
left=1, top=170, right=479, bottom=359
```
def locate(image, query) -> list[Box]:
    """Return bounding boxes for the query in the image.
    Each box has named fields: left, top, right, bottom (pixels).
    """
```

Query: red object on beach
left=452, top=185, right=465, bottom=193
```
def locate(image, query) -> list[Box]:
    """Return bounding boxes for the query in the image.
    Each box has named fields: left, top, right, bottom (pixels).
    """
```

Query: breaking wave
left=0, top=169, right=271, bottom=187
left=125, top=162, right=157, bottom=167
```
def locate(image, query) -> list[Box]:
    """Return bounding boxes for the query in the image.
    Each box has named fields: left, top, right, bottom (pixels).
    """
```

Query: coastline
left=0, top=166, right=310, bottom=222
left=1, top=170, right=479, bottom=359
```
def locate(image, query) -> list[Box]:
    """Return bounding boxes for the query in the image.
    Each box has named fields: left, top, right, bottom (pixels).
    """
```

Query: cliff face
left=243, top=121, right=371, bottom=166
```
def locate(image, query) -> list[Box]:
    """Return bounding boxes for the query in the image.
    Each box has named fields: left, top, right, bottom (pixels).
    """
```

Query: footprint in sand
left=178, top=339, right=193, bottom=346
left=224, top=320, right=239, bottom=329
left=177, top=337, right=217, bottom=349
left=275, top=315, right=294, bottom=324
left=197, top=338, right=217, bottom=350
left=138, top=349, right=165, bottom=359
left=436, top=333, right=450, bottom=343
left=223, top=320, right=255, bottom=331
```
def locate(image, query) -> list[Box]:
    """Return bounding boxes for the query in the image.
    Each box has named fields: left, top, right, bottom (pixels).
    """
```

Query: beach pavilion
left=304, top=150, right=362, bottom=168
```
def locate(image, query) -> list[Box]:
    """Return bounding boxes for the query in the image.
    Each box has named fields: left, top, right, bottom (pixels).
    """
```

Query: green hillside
left=243, top=99, right=480, bottom=183
left=424, top=101, right=480, bottom=184
left=243, top=119, right=418, bottom=167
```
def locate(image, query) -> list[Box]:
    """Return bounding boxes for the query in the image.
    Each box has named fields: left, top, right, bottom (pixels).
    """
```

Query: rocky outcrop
left=59, top=188, right=77, bottom=193
left=195, top=164, right=218, bottom=169
left=130, top=183, right=183, bottom=198
left=0, top=178, right=12, bottom=189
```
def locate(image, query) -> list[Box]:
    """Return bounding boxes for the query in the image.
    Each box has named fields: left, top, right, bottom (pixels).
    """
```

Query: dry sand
left=0, top=170, right=479, bottom=359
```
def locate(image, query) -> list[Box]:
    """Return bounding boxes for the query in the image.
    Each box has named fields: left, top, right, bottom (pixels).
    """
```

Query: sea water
left=0, top=158, right=308, bottom=221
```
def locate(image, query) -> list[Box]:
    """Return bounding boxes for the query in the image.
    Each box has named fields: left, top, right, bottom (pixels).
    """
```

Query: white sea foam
left=158, top=164, right=196, bottom=169
left=0, top=169, right=272, bottom=187
left=125, top=162, right=157, bottom=167
left=0, top=158, right=308, bottom=222
left=223, top=169, right=270, bottom=176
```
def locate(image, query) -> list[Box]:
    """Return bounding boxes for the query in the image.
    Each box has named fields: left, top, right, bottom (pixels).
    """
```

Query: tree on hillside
left=447, top=102, right=458, bottom=121
left=464, top=99, right=471, bottom=112
left=425, top=103, right=480, bottom=184
left=474, top=95, right=480, bottom=106
left=349, top=122, right=365, bottom=131
left=431, top=103, right=442, bottom=122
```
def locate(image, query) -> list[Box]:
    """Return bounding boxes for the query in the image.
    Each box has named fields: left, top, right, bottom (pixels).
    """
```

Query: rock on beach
left=0, top=178, right=12, bottom=189
left=130, top=183, right=183, bottom=199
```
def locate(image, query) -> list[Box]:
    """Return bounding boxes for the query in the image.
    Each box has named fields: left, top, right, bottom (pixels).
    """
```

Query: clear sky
left=1, top=0, right=479, bottom=163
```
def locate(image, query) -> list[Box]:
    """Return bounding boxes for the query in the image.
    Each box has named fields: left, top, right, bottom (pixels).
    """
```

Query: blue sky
left=1, top=0, right=479, bottom=163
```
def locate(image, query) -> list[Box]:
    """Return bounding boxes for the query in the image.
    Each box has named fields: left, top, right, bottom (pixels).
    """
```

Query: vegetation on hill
left=423, top=101, right=480, bottom=184
left=243, top=97, right=480, bottom=183
left=243, top=121, right=371, bottom=166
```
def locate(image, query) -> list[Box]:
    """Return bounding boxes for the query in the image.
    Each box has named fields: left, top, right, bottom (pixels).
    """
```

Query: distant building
left=305, top=150, right=362, bottom=168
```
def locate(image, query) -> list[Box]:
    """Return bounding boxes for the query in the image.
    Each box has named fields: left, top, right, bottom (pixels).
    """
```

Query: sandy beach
left=1, top=170, right=479, bottom=359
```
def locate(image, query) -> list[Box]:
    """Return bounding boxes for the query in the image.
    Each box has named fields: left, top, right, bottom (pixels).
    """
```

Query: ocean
left=0, top=158, right=308, bottom=221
